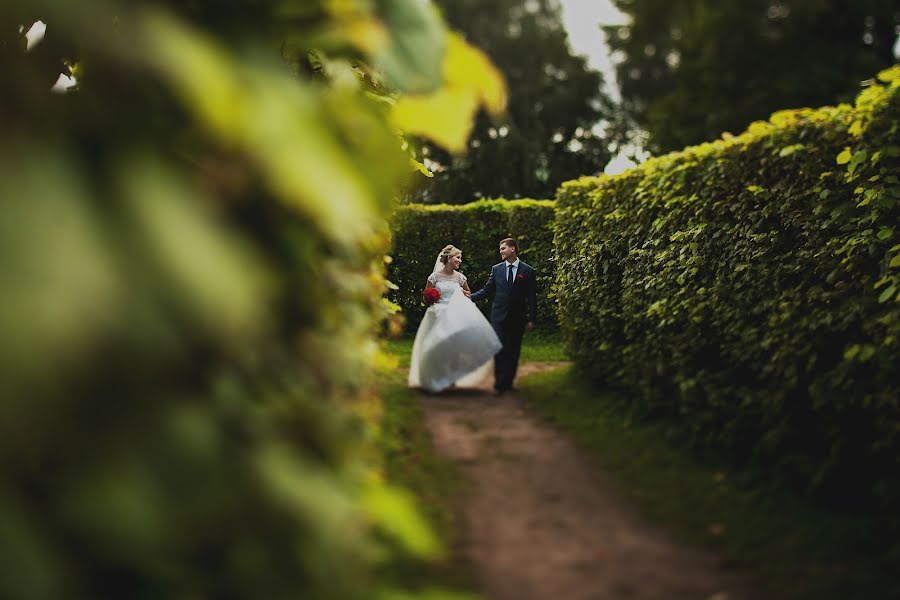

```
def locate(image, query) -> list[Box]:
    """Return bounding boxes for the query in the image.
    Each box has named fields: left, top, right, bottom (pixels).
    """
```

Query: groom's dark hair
left=500, top=237, right=518, bottom=252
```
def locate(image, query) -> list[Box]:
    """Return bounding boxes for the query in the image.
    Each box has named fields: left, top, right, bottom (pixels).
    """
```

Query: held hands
left=462, top=289, right=472, bottom=298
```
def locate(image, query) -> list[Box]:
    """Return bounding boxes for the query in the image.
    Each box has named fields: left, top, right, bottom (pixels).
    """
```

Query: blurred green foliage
left=555, top=67, right=900, bottom=536
left=387, top=199, right=556, bottom=332
left=0, top=1, right=501, bottom=598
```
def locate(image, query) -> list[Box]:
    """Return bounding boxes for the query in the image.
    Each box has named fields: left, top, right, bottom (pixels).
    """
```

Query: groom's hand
left=463, top=289, right=472, bottom=298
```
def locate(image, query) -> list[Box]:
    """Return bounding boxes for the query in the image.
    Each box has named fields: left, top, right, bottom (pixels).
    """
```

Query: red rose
left=516, top=273, right=525, bottom=280
left=423, top=287, right=440, bottom=306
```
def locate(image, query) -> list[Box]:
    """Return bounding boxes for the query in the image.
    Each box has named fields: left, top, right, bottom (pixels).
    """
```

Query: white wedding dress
left=408, top=270, right=502, bottom=392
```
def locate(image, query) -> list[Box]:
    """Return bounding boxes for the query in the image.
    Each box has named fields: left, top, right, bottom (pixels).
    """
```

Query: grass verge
left=519, top=365, right=893, bottom=600
left=384, top=328, right=567, bottom=368
left=373, top=353, right=479, bottom=598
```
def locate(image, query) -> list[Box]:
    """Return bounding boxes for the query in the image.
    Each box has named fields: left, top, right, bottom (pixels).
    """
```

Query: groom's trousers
left=491, top=317, right=525, bottom=391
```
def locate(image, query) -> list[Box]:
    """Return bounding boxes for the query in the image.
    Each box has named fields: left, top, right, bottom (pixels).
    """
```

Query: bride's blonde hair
left=438, top=244, right=461, bottom=265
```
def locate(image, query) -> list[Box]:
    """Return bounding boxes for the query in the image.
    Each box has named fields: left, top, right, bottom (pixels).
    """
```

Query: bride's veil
left=432, top=251, right=444, bottom=275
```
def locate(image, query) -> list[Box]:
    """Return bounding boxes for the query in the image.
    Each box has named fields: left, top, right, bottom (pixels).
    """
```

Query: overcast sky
left=557, top=0, right=634, bottom=173
left=558, top=0, right=628, bottom=101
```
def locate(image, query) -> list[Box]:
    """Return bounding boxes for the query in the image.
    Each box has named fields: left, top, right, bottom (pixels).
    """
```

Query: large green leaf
left=373, top=0, right=445, bottom=93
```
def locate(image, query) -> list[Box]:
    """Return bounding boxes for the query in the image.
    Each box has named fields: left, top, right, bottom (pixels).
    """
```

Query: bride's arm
left=462, top=280, right=472, bottom=298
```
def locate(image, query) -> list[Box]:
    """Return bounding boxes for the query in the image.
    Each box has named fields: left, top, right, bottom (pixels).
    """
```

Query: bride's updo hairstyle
left=439, top=245, right=461, bottom=266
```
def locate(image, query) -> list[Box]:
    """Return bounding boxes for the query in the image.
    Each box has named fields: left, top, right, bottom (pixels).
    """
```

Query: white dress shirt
left=505, top=258, right=520, bottom=283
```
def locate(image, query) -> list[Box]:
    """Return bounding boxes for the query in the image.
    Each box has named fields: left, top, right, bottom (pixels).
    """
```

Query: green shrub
left=0, top=2, right=492, bottom=598
left=555, top=67, right=900, bottom=519
left=389, top=199, right=556, bottom=331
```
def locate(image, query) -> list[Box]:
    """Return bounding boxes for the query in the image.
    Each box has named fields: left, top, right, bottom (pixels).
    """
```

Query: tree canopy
left=409, top=0, right=615, bottom=203
left=607, top=0, right=899, bottom=154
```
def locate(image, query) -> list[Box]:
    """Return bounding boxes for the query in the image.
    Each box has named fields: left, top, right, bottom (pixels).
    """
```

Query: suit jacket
left=470, top=261, right=537, bottom=325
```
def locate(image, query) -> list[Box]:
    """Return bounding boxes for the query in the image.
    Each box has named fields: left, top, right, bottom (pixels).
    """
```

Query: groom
left=469, top=237, right=537, bottom=394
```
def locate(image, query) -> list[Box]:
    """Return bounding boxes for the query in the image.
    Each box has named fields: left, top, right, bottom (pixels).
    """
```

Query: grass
left=519, top=329, right=568, bottom=362
left=383, top=328, right=567, bottom=368
left=373, top=358, right=479, bottom=598
left=375, top=366, right=460, bottom=539
left=519, top=365, right=895, bottom=600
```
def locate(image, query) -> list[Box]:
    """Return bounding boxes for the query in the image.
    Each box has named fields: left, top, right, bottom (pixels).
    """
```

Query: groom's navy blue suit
left=470, top=261, right=537, bottom=391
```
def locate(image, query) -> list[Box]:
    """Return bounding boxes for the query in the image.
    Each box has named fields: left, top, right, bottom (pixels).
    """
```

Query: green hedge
left=388, top=199, right=556, bottom=331
left=0, top=3, right=454, bottom=599
left=555, top=67, right=900, bottom=518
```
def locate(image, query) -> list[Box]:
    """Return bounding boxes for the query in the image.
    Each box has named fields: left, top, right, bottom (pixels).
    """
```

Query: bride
left=408, top=245, right=502, bottom=393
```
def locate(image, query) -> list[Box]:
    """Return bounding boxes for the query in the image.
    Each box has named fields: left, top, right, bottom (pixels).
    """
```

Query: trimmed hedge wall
left=388, top=199, right=556, bottom=331
left=554, top=67, right=900, bottom=516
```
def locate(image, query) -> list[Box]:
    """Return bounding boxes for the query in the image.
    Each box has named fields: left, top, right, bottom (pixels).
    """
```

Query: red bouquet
left=423, top=287, right=440, bottom=306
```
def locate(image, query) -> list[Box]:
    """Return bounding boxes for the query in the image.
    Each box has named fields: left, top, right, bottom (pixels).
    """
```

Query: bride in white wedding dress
left=408, top=245, right=502, bottom=393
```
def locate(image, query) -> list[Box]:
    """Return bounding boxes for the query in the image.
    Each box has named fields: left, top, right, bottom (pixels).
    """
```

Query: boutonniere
left=516, top=273, right=525, bottom=281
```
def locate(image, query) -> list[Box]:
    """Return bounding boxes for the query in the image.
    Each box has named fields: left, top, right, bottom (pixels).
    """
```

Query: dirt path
left=420, top=362, right=753, bottom=600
